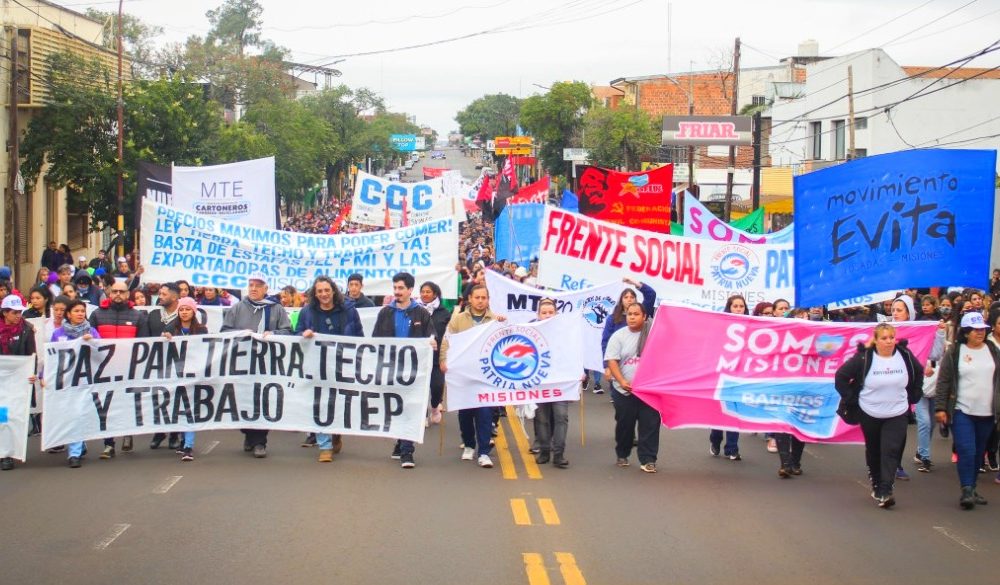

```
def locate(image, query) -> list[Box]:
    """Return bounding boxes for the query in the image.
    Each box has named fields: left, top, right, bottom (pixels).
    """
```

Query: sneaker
left=252, top=445, right=267, bottom=459
left=461, top=447, right=476, bottom=461
left=709, top=444, right=720, bottom=457
left=895, top=467, right=910, bottom=481
left=616, top=458, right=629, bottom=467
left=535, top=451, right=551, bottom=465
left=917, top=458, right=933, bottom=473
left=0, top=457, right=13, bottom=471
left=728, top=452, right=742, bottom=461
left=640, top=462, right=657, bottom=473
left=391, top=442, right=402, bottom=460
left=552, top=454, right=569, bottom=469
left=973, top=491, right=988, bottom=505
left=121, top=437, right=133, bottom=453
left=766, top=438, right=778, bottom=453
left=791, top=467, right=803, bottom=476
left=318, top=449, right=333, bottom=463
left=988, top=453, right=999, bottom=472
left=68, top=456, right=81, bottom=468
left=243, top=438, right=253, bottom=452
left=592, top=388, right=605, bottom=395
left=301, top=433, right=317, bottom=447
left=912, top=453, right=923, bottom=464
left=528, top=447, right=541, bottom=454
left=878, top=493, right=896, bottom=509
left=778, top=467, right=791, bottom=479
left=960, top=486, right=976, bottom=510
left=400, top=453, right=415, bottom=469
left=149, top=436, right=164, bottom=450
left=46, top=445, right=66, bottom=454
left=100, top=446, right=115, bottom=460
left=332, top=435, right=343, bottom=454
left=181, top=448, right=194, bottom=462
left=478, top=454, right=493, bottom=468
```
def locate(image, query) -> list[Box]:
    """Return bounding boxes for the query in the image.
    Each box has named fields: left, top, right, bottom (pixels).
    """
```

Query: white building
left=767, top=48, right=1000, bottom=173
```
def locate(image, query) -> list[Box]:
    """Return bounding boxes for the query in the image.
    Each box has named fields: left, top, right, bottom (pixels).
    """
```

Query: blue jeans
left=710, top=430, right=740, bottom=456
left=459, top=407, right=494, bottom=456
left=396, top=439, right=415, bottom=456
left=915, top=397, right=934, bottom=459
left=317, top=433, right=333, bottom=450
left=68, top=442, right=85, bottom=458
left=183, top=432, right=195, bottom=449
left=951, top=410, right=995, bottom=488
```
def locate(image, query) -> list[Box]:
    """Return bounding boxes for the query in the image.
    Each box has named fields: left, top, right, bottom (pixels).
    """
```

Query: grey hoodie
left=892, top=295, right=944, bottom=362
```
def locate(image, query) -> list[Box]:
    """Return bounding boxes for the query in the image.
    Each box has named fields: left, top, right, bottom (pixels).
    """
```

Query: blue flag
left=560, top=189, right=579, bottom=213
left=793, top=149, right=997, bottom=307
left=495, top=203, right=546, bottom=264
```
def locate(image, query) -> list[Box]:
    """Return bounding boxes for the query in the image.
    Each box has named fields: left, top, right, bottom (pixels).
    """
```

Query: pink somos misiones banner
left=631, top=304, right=939, bottom=443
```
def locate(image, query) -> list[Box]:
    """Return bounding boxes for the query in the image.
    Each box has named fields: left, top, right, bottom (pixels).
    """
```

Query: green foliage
left=583, top=106, right=660, bottom=170
left=84, top=8, right=164, bottom=77
left=518, top=81, right=593, bottom=174
left=205, top=0, right=264, bottom=57
left=213, top=122, right=276, bottom=163
left=454, top=93, right=521, bottom=140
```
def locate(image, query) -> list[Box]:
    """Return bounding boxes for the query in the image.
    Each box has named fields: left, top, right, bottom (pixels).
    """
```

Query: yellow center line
left=510, top=498, right=532, bottom=526
left=537, top=498, right=561, bottom=525
left=522, top=553, right=551, bottom=585
left=494, top=423, right=519, bottom=480
left=505, top=406, right=544, bottom=479
left=555, top=552, right=587, bottom=585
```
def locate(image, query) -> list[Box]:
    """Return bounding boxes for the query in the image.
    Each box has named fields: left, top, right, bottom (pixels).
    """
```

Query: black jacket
left=372, top=302, right=433, bottom=339
left=89, top=301, right=150, bottom=338
left=1, top=320, right=36, bottom=357
left=835, top=340, right=924, bottom=415
left=935, top=341, right=1000, bottom=424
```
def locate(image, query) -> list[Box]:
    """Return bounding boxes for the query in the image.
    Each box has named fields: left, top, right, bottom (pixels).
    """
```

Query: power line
left=886, top=6, right=1000, bottom=46
left=264, top=0, right=518, bottom=32
left=880, top=0, right=979, bottom=46
left=826, top=0, right=937, bottom=52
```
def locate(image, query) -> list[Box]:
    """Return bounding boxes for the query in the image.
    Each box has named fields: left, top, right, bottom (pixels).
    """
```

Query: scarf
left=0, top=320, right=21, bottom=354
left=419, top=297, right=440, bottom=313
left=246, top=298, right=275, bottom=333
left=62, top=320, right=92, bottom=339
left=160, top=308, right=178, bottom=325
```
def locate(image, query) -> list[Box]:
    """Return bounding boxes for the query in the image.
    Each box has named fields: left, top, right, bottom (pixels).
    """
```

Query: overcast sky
left=81, top=0, right=1000, bottom=135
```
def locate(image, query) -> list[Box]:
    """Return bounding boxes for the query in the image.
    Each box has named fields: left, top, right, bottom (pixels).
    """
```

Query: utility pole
left=116, top=0, right=125, bottom=258
left=8, top=28, right=20, bottom=286
left=724, top=37, right=740, bottom=222
left=687, top=69, right=695, bottom=200
left=847, top=65, right=856, bottom=160
left=751, top=96, right=763, bottom=211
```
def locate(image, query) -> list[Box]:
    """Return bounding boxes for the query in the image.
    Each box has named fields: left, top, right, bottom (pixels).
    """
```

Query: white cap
left=78, top=256, right=86, bottom=262
left=514, top=267, right=528, bottom=278
left=960, top=312, right=989, bottom=329
left=117, top=257, right=127, bottom=264
left=1, top=294, right=26, bottom=312
left=247, top=272, right=270, bottom=285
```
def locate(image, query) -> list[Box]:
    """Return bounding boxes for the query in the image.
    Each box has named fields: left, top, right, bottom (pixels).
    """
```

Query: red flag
left=475, top=175, right=492, bottom=202
left=383, top=199, right=391, bottom=229
left=328, top=204, right=350, bottom=234
left=501, top=156, right=518, bottom=191
left=401, top=195, right=409, bottom=227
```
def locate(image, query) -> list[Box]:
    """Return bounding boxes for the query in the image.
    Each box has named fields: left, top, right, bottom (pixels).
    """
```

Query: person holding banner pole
left=295, top=276, right=364, bottom=463
left=373, top=272, right=435, bottom=469
left=0, top=295, right=37, bottom=471
left=710, top=295, right=748, bottom=461
left=160, top=297, right=207, bottom=461
left=606, top=303, right=659, bottom=473
left=418, top=281, right=451, bottom=425
left=835, top=323, right=924, bottom=509
left=221, top=273, right=292, bottom=459
left=600, top=279, right=656, bottom=395
left=531, top=299, right=571, bottom=468
left=51, top=299, right=101, bottom=469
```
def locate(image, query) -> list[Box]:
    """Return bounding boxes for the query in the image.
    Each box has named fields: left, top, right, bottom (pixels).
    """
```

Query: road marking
left=555, top=552, right=586, bottom=585
left=93, top=523, right=130, bottom=551
left=495, top=424, right=519, bottom=480
left=934, top=526, right=978, bottom=551
left=803, top=447, right=824, bottom=460
left=511, top=498, right=532, bottom=525
left=505, top=406, right=543, bottom=479
left=538, top=498, right=561, bottom=525
left=201, top=440, right=220, bottom=455
left=522, top=553, right=551, bottom=585
left=153, top=475, right=183, bottom=494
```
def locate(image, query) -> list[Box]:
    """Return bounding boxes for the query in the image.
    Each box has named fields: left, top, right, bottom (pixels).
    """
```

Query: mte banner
left=631, top=304, right=939, bottom=443
left=140, top=200, right=459, bottom=296
left=576, top=164, right=673, bottom=233
left=41, top=332, right=433, bottom=449
left=793, top=149, right=997, bottom=307
left=536, top=208, right=795, bottom=312
left=172, top=157, right=277, bottom=229
left=485, top=271, right=622, bottom=371
left=0, top=356, right=34, bottom=461
left=443, top=315, right=583, bottom=410
left=350, top=171, right=457, bottom=227
left=684, top=193, right=794, bottom=244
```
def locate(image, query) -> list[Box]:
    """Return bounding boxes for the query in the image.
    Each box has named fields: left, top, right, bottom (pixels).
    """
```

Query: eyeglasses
left=110, top=289, right=128, bottom=294
left=762, top=311, right=774, bottom=316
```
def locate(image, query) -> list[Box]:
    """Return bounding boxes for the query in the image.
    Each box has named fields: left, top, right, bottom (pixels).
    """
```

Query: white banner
left=140, top=200, right=459, bottom=297
left=350, top=171, right=459, bottom=227
left=537, top=207, right=795, bottom=312
left=684, top=193, right=794, bottom=244
left=444, top=315, right=584, bottom=410
left=485, top=271, right=622, bottom=371
left=172, top=157, right=277, bottom=229
left=41, top=331, right=432, bottom=449
left=0, top=355, right=34, bottom=460
left=827, top=290, right=899, bottom=311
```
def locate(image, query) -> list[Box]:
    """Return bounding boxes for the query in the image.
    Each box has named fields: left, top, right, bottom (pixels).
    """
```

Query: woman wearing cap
left=51, top=299, right=100, bottom=468
left=835, top=322, right=923, bottom=508
left=161, top=297, right=207, bottom=462
left=0, top=295, right=38, bottom=470
left=935, top=311, right=1000, bottom=509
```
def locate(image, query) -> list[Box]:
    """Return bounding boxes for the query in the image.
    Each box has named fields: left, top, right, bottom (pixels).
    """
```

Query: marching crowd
left=3, top=212, right=1000, bottom=512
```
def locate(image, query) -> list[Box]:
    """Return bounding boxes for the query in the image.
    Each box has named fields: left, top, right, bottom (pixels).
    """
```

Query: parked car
left=385, top=171, right=401, bottom=181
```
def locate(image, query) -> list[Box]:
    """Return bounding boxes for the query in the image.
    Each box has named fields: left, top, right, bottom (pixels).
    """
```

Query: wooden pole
left=847, top=65, right=856, bottom=160
left=723, top=37, right=740, bottom=222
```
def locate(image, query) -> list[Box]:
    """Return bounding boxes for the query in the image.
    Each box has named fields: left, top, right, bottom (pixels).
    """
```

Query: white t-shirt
left=604, top=327, right=642, bottom=395
left=956, top=344, right=995, bottom=416
left=859, top=351, right=909, bottom=419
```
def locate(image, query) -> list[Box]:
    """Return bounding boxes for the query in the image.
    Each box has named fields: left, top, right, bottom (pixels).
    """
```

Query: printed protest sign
left=41, top=331, right=432, bottom=449
left=631, top=304, right=938, bottom=443
left=684, top=193, right=793, bottom=244
left=793, top=149, right=997, bottom=307
left=350, top=171, right=457, bottom=227
left=443, top=315, right=583, bottom=410
left=536, top=207, right=795, bottom=312
left=172, top=157, right=277, bottom=228
left=0, top=356, right=35, bottom=461
left=140, top=200, right=459, bottom=296
left=576, top=164, right=673, bottom=233
left=485, top=271, right=622, bottom=371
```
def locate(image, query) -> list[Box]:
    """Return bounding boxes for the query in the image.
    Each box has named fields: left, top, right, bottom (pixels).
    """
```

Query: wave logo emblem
left=581, top=296, right=616, bottom=328
left=490, top=334, right=540, bottom=382
left=710, top=244, right=760, bottom=290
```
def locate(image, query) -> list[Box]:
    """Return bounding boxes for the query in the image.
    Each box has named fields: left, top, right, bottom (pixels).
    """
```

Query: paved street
left=2, top=388, right=997, bottom=585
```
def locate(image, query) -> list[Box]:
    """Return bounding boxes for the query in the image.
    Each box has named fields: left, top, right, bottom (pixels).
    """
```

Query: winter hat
left=0, top=266, right=10, bottom=280
left=891, top=295, right=915, bottom=321
left=46, top=272, right=59, bottom=285
left=177, top=297, right=198, bottom=311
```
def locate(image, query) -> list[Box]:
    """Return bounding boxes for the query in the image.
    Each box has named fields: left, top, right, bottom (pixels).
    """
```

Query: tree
left=518, top=81, right=593, bottom=175
left=301, top=86, right=381, bottom=197
left=84, top=8, right=164, bottom=78
left=455, top=93, right=521, bottom=140
left=583, top=106, right=660, bottom=170
left=205, top=0, right=264, bottom=57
